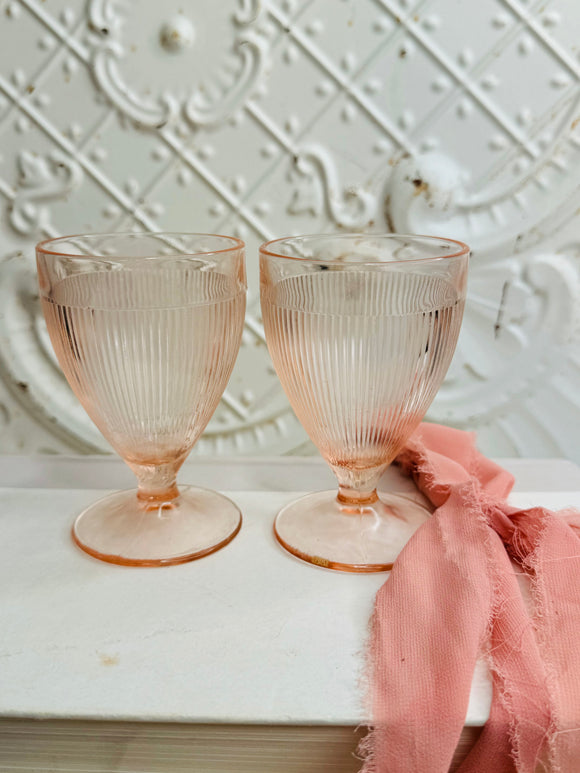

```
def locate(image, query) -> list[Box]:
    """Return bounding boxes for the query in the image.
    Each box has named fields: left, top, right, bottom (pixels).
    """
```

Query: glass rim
left=259, top=232, right=470, bottom=266
left=36, top=232, right=245, bottom=260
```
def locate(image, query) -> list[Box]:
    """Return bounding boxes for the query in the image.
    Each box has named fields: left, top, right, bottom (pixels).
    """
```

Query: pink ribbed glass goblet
left=260, top=234, right=469, bottom=572
left=37, top=233, right=246, bottom=566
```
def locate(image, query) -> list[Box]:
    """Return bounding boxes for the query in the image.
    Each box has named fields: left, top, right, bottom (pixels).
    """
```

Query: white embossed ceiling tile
left=0, top=2, right=61, bottom=78
left=540, top=0, right=579, bottom=59
left=113, top=2, right=235, bottom=108
left=423, top=0, right=517, bottom=65
left=295, top=0, right=388, bottom=72
left=82, top=114, right=173, bottom=205
left=0, top=126, right=56, bottom=235
left=289, top=101, right=384, bottom=229
left=192, top=111, right=282, bottom=228
left=479, top=25, right=576, bottom=151
left=40, top=67, right=105, bottom=151
left=0, top=0, right=579, bottom=461
left=255, top=30, right=338, bottom=146
left=355, top=35, right=449, bottom=150
left=243, top=151, right=327, bottom=243
left=134, top=154, right=227, bottom=234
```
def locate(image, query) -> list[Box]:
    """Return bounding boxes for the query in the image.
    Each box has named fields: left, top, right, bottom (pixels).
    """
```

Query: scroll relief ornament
left=287, top=145, right=375, bottom=230
left=384, top=147, right=580, bottom=430
left=0, top=0, right=275, bottom=454
left=0, top=143, right=91, bottom=450
left=9, top=151, right=82, bottom=237
left=87, top=0, right=268, bottom=129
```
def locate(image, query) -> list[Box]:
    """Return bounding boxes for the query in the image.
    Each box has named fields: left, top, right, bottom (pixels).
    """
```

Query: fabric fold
left=361, top=423, right=580, bottom=773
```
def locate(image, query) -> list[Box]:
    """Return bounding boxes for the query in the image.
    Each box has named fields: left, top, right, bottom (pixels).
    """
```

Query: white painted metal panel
left=0, top=0, right=578, bottom=459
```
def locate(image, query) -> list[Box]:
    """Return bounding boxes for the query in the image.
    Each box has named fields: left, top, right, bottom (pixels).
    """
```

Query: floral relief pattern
left=0, top=0, right=578, bottom=459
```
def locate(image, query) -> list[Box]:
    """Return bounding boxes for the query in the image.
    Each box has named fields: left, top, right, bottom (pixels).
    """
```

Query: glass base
left=273, top=490, right=431, bottom=573
left=72, top=486, right=242, bottom=567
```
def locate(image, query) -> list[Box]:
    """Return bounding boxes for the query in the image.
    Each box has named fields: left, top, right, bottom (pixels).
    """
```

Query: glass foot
left=274, top=490, right=431, bottom=573
left=72, top=486, right=242, bottom=567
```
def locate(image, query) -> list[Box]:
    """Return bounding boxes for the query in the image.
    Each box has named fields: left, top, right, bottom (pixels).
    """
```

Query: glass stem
left=130, top=460, right=181, bottom=505
left=331, top=464, right=385, bottom=509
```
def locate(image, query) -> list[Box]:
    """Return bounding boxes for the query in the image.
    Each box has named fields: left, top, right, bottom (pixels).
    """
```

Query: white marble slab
left=0, top=458, right=578, bottom=729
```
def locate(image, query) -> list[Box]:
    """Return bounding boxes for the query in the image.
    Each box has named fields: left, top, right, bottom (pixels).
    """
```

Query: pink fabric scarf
left=361, top=423, right=580, bottom=773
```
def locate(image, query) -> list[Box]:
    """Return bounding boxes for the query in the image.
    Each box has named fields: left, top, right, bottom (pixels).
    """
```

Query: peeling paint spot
left=99, top=653, right=119, bottom=666
left=412, top=178, right=429, bottom=196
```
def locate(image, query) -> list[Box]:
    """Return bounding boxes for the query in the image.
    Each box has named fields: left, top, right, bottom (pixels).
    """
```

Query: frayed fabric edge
left=357, top=596, right=381, bottom=773
left=356, top=725, right=378, bottom=773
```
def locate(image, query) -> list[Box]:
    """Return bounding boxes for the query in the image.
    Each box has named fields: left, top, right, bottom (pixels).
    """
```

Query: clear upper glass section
left=260, top=233, right=469, bottom=266
left=37, top=233, right=246, bottom=294
left=37, top=232, right=244, bottom=260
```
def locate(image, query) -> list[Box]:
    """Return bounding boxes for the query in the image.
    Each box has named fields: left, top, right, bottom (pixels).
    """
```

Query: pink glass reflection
left=260, top=234, right=469, bottom=572
left=37, top=232, right=246, bottom=566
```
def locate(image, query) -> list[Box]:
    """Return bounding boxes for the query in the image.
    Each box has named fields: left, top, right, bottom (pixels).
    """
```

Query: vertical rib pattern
left=262, top=270, right=464, bottom=470
left=42, top=268, right=245, bottom=464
